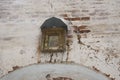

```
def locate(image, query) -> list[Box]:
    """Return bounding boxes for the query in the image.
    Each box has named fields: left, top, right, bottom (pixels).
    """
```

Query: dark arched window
left=41, top=17, right=68, bottom=52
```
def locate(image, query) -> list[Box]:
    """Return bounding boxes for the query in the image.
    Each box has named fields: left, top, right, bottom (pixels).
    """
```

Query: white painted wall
left=0, top=0, right=120, bottom=80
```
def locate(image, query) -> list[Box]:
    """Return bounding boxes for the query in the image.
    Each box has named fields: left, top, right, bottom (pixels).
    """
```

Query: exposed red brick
left=73, top=30, right=77, bottom=33
left=79, top=29, right=91, bottom=33
left=64, top=17, right=80, bottom=21
left=72, top=26, right=78, bottom=33
left=72, top=26, right=78, bottom=29
left=64, top=17, right=90, bottom=21
left=67, top=35, right=73, bottom=38
left=72, top=25, right=90, bottom=33
left=81, top=17, right=90, bottom=20
left=78, top=25, right=87, bottom=29
left=60, top=14, right=68, bottom=17
left=81, top=34, right=87, bottom=38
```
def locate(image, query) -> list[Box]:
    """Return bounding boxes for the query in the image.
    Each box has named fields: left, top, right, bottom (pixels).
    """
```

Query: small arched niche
left=40, top=17, right=68, bottom=53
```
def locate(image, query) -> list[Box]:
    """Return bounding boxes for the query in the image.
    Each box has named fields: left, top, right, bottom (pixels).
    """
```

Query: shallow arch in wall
left=0, top=64, right=110, bottom=80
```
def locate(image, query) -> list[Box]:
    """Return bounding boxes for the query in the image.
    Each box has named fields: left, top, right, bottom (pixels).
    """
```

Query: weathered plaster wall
left=0, top=64, right=111, bottom=80
left=0, top=0, right=120, bottom=80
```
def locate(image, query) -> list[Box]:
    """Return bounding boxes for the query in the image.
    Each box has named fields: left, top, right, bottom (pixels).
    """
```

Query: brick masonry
left=0, top=0, right=120, bottom=80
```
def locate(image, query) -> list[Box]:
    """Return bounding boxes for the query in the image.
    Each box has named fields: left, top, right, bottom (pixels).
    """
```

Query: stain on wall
left=0, top=0, right=120, bottom=80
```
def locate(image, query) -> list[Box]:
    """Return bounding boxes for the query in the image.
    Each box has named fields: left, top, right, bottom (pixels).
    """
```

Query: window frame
left=41, top=28, right=66, bottom=53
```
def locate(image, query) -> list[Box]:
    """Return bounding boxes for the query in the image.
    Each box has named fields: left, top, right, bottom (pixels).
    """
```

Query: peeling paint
left=12, top=66, right=20, bottom=71
left=8, top=66, right=20, bottom=74
left=0, top=0, right=120, bottom=80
